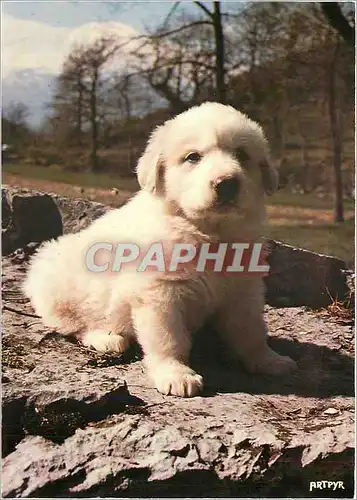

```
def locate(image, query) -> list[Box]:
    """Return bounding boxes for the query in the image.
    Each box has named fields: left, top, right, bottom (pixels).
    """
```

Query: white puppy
left=23, top=102, right=297, bottom=397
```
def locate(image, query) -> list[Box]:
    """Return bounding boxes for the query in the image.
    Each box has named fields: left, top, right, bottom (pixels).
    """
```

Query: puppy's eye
left=185, top=152, right=201, bottom=164
left=235, top=147, right=250, bottom=162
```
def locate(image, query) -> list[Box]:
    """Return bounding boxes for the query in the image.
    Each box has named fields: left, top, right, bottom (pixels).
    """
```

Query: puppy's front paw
left=81, top=330, right=130, bottom=354
left=149, top=361, right=203, bottom=397
left=247, top=349, right=297, bottom=376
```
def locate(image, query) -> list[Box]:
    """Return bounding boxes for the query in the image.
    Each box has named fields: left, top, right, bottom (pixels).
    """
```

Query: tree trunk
left=272, top=111, right=286, bottom=167
left=321, top=3, right=355, bottom=47
left=297, top=118, right=310, bottom=194
left=76, top=77, right=83, bottom=146
left=300, top=138, right=310, bottom=194
left=128, top=135, right=133, bottom=173
left=327, top=44, right=344, bottom=222
left=90, top=68, right=99, bottom=172
left=123, top=92, right=132, bottom=123
left=212, top=1, right=226, bottom=104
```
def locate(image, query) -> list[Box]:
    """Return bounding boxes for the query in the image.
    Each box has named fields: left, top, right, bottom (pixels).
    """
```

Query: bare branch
left=194, top=1, right=214, bottom=19
left=161, top=1, right=181, bottom=30
left=150, top=20, right=212, bottom=40
left=221, top=7, right=251, bottom=19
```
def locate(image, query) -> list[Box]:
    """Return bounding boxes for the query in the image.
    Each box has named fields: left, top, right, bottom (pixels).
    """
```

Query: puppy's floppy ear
left=136, top=125, right=166, bottom=194
left=260, top=153, right=278, bottom=196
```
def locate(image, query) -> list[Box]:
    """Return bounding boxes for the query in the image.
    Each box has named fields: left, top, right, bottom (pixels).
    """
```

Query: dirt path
left=3, top=173, right=132, bottom=207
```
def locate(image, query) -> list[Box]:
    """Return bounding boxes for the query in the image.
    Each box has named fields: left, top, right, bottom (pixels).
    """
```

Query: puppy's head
left=136, top=102, right=277, bottom=220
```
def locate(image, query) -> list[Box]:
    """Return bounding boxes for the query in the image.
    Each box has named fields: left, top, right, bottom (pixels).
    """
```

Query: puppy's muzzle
left=213, top=177, right=240, bottom=205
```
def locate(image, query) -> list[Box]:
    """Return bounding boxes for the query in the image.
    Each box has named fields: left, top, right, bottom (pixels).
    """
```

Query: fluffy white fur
left=23, top=102, right=297, bottom=397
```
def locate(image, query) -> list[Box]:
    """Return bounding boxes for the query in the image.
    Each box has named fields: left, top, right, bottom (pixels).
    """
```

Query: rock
left=2, top=189, right=63, bottom=255
left=344, top=270, right=355, bottom=308
left=1, top=186, right=355, bottom=496
left=2, top=186, right=111, bottom=246
left=1, top=234, right=355, bottom=497
left=323, top=407, right=339, bottom=416
left=53, top=192, right=110, bottom=234
left=2, top=351, right=143, bottom=454
left=264, top=239, right=349, bottom=308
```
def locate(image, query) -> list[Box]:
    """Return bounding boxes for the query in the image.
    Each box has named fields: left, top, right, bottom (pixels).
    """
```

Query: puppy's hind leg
left=132, top=305, right=203, bottom=397
left=80, top=302, right=134, bottom=354
left=81, top=330, right=131, bottom=354
left=216, top=280, right=297, bottom=375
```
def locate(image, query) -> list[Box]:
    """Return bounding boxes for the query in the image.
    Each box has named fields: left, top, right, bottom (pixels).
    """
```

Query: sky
left=3, top=1, right=191, bottom=32
left=2, top=1, right=215, bottom=77
left=1, top=1, right=243, bottom=125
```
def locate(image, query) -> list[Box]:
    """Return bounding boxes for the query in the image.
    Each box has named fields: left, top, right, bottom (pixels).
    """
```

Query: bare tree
left=51, top=36, right=119, bottom=171
left=229, top=2, right=353, bottom=220
left=302, top=6, right=352, bottom=221
left=4, top=102, right=30, bottom=125
left=130, top=16, right=215, bottom=113
left=327, top=41, right=344, bottom=222
left=2, top=102, right=31, bottom=150
left=286, top=5, right=352, bottom=220
left=51, top=49, right=87, bottom=145
left=64, top=52, right=86, bottom=143
left=126, top=1, right=242, bottom=112
left=80, top=36, right=119, bottom=171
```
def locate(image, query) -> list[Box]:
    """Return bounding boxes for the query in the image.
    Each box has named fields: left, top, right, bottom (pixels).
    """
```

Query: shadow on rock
left=36, top=324, right=354, bottom=399
left=190, top=331, right=354, bottom=398
left=70, top=327, right=353, bottom=399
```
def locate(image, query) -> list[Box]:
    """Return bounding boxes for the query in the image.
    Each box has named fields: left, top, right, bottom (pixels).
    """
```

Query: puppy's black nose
left=214, top=177, right=240, bottom=204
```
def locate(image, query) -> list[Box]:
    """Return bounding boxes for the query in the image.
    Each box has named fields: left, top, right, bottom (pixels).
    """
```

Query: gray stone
left=2, top=188, right=63, bottom=255
left=264, top=239, right=349, bottom=308
left=1, top=186, right=355, bottom=497
left=2, top=257, right=355, bottom=497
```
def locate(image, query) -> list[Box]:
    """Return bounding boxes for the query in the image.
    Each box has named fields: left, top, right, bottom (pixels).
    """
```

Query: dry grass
left=316, top=299, right=354, bottom=323
left=267, top=204, right=354, bottom=226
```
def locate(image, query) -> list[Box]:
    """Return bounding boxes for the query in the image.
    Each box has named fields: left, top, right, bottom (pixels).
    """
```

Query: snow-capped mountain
left=2, top=69, right=56, bottom=128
